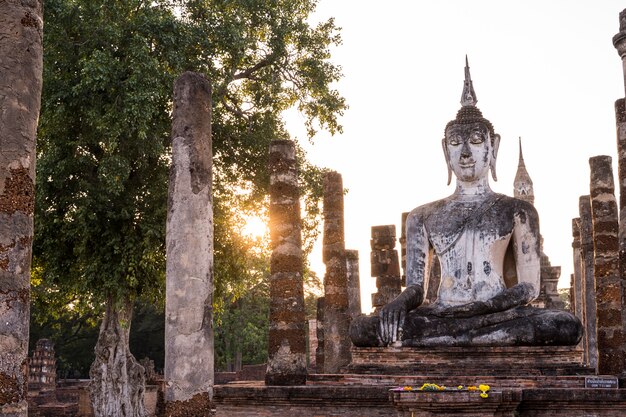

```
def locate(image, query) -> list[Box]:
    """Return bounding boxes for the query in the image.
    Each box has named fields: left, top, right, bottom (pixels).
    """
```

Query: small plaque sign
left=585, top=376, right=618, bottom=389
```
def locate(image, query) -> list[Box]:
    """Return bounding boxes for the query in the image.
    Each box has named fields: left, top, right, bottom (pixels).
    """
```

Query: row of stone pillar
left=573, top=154, right=626, bottom=376
left=165, top=75, right=363, bottom=406
left=567, top=12, right=626, bottom=377
left=265, top=144, right=362, bottom=379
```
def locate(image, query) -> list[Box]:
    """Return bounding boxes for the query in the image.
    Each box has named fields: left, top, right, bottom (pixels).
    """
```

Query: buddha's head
left=443, top=106, right=500, bottom=185
left=442, top=58, right=500, bottom=185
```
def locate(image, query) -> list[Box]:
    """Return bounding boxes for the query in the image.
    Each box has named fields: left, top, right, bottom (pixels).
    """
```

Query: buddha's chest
left=425, top=202, right=515, bottom=256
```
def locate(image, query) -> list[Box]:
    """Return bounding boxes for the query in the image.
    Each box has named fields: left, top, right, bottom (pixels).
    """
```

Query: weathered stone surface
left=29, top=339, right=56, bottom=387
left=348, top=346, right=587, bottom=376
left=307, top=319, right=318, bottom=370
left=315, top=297, right=325, bottom=374
left=163, top=392, right=213, bottom=417
left=214, top=383, right=392, bottom=417
left=371, top=225, right=396, bottom=250
left=614, top=98, right=626, bottom=364
left=265, top=140, right=306, bottom=386
left=613, top=10, right=626, bottom=95
left=391, top=388, right=522, bottom=417
left=571, top=218, right=587, bottom=362
left=322, top=171, right=351, bottom=373
left=399, top=212, right=408, bottom=286
left=0, top=1, right=43, bottom=415
left=346, top=250, right=361, bottom=319
left=213, top=375, right=626, bottom=417
left=370, top=225, right=402, bottom=310
left=165, top=72, right=214, bottom=407
left=571, top=219, right=584, bottom=322
left=579, top=196, right=598, bottom=369
left=589, top=155, right=626, bottom=375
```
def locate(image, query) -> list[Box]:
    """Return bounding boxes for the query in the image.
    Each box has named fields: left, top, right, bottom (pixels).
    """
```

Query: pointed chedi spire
left=513, top=137, right=535, bottom=205
left=518, top=137, right=526, bottom=167
left=461, top=55, right=478, bottom=107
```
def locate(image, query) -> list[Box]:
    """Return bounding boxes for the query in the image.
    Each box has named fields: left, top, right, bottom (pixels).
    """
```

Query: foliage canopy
left=34, top=0, right=345, bottom=315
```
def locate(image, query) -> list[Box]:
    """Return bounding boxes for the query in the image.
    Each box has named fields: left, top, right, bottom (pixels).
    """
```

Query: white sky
left=285, top=1, right=626, bottom=313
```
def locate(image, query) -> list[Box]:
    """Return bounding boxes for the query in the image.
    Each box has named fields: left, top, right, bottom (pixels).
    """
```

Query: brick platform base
left=347, top=346, right=591, bottom=376
left=215, top=376, right=626, bottom=417
left=390, top=388, right=626, bottom=417
left=214, top=346, right=626, bottom=416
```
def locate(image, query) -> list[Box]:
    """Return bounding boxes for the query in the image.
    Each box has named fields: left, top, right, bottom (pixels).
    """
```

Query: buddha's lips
left=459, top=163, right=475, bottom=168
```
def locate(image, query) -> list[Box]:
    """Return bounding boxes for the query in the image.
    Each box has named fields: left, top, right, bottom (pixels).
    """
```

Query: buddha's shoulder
left=406, top=197, right=451, bottom=222
left=407, top=194, right=539, bottom=221
left=493, top=194, right=538, bottom=214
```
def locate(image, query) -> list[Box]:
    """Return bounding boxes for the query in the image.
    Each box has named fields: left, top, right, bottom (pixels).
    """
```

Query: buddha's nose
left=460, top=142, right=471, bottom=158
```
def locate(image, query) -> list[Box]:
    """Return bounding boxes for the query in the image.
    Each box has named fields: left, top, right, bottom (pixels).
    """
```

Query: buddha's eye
left=469, top=130, right=484, bottom=144
left=448, top=135, right=462, bottom=146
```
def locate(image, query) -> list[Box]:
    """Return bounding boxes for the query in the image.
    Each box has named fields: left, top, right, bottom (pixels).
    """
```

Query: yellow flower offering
left=467, top=386, right=477, bottom=391
left=480, top=392, right=489, bottom=399
left=403, top=386, right=413, bottom=391
left=457, top=385, right=464, bottom=390
left=479, top=384, right=490, bottom=392
left=419, top=383, right=443, bottom=391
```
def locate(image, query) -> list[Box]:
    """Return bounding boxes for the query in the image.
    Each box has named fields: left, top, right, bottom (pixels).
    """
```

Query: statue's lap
left=350, top=306, right=583, bottom=348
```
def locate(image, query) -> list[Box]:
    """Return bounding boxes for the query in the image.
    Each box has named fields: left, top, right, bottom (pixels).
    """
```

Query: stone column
left=322, top=171, right=351, bottom=373
left=616, top=98, right=626, bottom=257
left=613, top=99, right=626, bottom=350
left=400, top=212, right=409, bottom=287
left=315, top=297, right=325, bottom=374
left=346, top=249, right=361, bottom=319
left=165, top=72, right=214, bottom=415
left=612, top=9, right=626, bottom=97
left=0, top=2, right=43, bottom=416
left=28, top=339, right=56, bottom=389
left=265, top=139, right=307, bottom=385
left=580, top=196, right=598, bottom=369
left=370, top=225, right=402, bottom=310
left=569, top=274, right=575, bottom=313
left=572, top=219, right=585, bottom=321
left=307, top=319, right=318, bottom=370
left=612, top=13, right=626, bottom=358
left=589, top=156, right=625, bottom=375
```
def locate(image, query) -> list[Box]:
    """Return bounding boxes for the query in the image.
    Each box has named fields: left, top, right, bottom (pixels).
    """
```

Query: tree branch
left=232, top=56, right=274, bottom=81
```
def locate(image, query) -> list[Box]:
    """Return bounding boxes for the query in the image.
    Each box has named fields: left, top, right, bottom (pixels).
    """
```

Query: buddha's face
left=444, top=122, right=492, bottom=182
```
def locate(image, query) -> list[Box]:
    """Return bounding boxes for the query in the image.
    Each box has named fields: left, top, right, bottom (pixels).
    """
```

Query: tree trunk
left=0, top=1, right=43, bottom=416
left=89, top=299, right=147, bottom=417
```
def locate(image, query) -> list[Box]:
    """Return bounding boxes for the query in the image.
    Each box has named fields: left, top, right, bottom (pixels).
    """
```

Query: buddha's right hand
left=378, top=285, right=424, bottom=345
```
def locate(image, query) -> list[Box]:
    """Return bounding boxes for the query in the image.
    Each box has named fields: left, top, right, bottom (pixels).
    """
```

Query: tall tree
left=0, top=1, right=43, bottom=416
left=35, top=0, right=344, bottom=415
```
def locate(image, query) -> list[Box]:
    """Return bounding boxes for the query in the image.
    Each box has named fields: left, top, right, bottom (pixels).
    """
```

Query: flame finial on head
left=461, top=55, right=477, bottom=107
left=446, top=57, right=493, bottom=137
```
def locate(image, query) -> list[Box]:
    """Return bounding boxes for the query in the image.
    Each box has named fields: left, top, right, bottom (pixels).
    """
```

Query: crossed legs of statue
left=350, top=306, right=583, bottom=347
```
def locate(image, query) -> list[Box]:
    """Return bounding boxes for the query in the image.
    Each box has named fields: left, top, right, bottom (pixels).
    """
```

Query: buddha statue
left=350, top=59, right=583, bottom=347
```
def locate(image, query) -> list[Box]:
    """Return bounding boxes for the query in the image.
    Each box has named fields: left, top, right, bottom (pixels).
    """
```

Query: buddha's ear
left=442, top=137, right=452, bottom=185
left=490, top=133, right=501, bottom=182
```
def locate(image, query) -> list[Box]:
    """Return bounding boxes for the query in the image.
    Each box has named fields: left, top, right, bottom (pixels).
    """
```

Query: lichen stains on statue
left=349, top=58, right=583, bottom=347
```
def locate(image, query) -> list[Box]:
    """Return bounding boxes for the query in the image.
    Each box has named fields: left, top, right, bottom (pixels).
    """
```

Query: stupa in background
left=513, top=138, right=564, bottom=309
